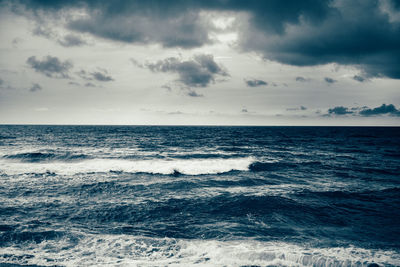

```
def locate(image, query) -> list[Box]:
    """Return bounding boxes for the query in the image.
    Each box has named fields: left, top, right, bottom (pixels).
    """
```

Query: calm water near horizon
left=0, top=125, right=399, bottom=266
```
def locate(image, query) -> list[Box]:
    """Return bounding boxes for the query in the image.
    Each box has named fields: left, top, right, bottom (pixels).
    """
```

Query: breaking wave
left=0, top=157, right=332, bottom=176
left=0, top=234, right=397, bottom=267
left=0, top=157, right=255, bottom=175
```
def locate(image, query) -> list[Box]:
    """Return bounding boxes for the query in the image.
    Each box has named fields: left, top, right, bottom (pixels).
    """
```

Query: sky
left=0, top=0, right=399, bottom=125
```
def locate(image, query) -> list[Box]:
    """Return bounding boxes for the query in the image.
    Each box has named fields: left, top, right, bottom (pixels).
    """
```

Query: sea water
left=0, top=126, right=399, bottom=266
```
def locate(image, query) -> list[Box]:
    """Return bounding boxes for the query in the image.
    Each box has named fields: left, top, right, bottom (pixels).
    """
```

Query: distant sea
left=0, top=125, right=399, bottom=266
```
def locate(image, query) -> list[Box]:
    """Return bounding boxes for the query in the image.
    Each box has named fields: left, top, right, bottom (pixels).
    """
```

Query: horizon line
left=0, top=124, right=399, bottom=127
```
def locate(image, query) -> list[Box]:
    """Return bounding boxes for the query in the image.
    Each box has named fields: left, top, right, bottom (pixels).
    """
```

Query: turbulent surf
left=0, top=125, right=399, bottom=266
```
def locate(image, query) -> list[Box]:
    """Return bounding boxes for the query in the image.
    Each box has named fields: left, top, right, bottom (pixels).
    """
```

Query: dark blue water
left=0, top=126, right=399, bottom=266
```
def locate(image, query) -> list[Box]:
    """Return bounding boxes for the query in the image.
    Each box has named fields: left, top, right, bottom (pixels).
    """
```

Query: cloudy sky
left=0, top=0, right=399, bottom=125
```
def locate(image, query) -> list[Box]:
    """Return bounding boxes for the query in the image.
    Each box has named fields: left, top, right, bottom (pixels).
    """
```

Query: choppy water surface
left=0, top=126, right=399, bottom=266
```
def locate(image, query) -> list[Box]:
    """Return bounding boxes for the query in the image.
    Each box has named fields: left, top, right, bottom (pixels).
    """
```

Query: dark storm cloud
left=68, top=11, right=210, bottom=49
left=15, top=0, right=331, bottom=36
left=241, top=0, right=400, bottom=79
left=14, top=0, right=331, bottom=50
left=390, top=0, right=400, bottom=9
left=328, top=106, right=353, bottom=115
left=138, top=54, right=228, bottom=88
left=324, top=77, right=337, bottom=84
left=58, top=34, right=87, bottom=47
left=27, top=56, right=72, bottom=79
left=29, top=83, right=42, bottom=92
left=359, top=104, right=400, bottom=116
left=9, top=0, right=400, bottom=78
left=12, top=0, right=212, bottom=48
left=245, top=79, right=267, bottom=87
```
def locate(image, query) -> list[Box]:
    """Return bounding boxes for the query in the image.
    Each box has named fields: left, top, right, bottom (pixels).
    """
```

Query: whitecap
left=0, top=157, right=255, bottom=176
left=0, top=234, right=398, bottom=267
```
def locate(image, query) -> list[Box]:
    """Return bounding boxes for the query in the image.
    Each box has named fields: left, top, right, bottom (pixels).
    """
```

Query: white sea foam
left=0, top=234, right=398, bottom=267
left=0, top=157, right=255, bottom=175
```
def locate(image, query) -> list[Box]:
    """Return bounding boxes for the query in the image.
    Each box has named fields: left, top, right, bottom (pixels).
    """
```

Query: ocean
left=0, top=125, right=399, bottom=266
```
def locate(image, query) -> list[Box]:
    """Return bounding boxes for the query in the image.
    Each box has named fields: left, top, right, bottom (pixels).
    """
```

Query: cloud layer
left=77, top=69, right=114, bottom=82
left=27, top=56, right=72, bottom=79
left=327, top=104, right=400, bottom=117
left=58, top=34, right=87, bottom=47
left=359, top=104, right=400, bottom=116
left=328, top=106, right=353, bottom=115
left=245, top=79, right=268, bottom=87
left=137, top=54, right=228, bottom=88
left=10, top=0, right=400, bottom=79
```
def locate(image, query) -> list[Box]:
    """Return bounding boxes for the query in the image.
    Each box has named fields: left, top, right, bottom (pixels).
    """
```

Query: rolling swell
left=46, top=191, right=340, bottom=241
left=53, top=194, right=308, bottom=240
left=249, top=161, right=297, bottom=171
left=3, top=152, right=90, bottom=162
left=248, top=161, right=323, bottom=172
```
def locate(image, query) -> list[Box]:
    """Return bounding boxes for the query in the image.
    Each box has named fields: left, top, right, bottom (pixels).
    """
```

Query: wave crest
left=1, top=234, right=397, bottom=266
left=0, top=157, right=255, bottom=176
left=3, top=152, right=89, bottom=162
